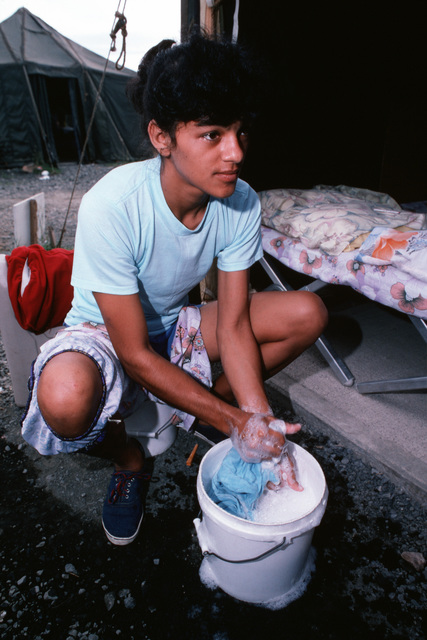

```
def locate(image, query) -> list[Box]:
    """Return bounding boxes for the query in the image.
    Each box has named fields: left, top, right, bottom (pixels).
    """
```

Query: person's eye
left=203, top=130, right=220, bottom=141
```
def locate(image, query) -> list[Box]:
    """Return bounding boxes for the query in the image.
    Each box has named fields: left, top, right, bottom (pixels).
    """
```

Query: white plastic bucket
left=124, top=399, right=178, bottom=457
left=194, top=439, right=328, bottom=606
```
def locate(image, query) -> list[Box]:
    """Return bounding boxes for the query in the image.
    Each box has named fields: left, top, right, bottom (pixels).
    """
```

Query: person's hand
left=267, top=445, right=303, bottom=492
left=230, top=413, right=301, bottom=463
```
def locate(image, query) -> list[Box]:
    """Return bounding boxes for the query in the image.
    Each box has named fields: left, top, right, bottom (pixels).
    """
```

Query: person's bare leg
left=37, top=350, right=149, bottom=546
left=86, top=418, right=145, bottom=472
left=37, top=351, right=144, bottom=470
left=200, top=289, right=328, bottom=402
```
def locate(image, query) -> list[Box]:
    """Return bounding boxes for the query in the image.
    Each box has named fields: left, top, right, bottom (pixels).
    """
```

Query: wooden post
left=48, top=226, right=57, bottom=248
left=29, top=199, right=38, bottom=244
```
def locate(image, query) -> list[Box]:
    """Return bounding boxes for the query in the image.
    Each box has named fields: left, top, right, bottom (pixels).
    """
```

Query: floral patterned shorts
left=21, top=305, right=211, bottom=455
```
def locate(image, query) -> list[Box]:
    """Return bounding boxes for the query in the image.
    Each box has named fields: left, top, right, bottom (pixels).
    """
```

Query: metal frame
left=356, top=317, right=427, bottom=394
left=259, top=252, right=427, bottom=394
left=259, top=253, right=355, bottom=387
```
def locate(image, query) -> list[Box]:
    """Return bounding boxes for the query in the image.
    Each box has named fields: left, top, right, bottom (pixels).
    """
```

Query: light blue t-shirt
left=65, top=156, right=263, bottom=334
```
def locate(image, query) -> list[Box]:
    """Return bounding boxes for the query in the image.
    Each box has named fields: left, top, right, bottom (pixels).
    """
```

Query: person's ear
left=148, top=120, right=172, bottom=157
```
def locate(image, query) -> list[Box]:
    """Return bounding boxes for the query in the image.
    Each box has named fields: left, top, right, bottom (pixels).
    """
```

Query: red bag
left=6, top=244, right=74, bottom=334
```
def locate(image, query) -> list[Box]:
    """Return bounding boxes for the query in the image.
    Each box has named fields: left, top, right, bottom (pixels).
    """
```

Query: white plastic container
left=124, top=399, right=178, bottom=457
left=194, top=439, right=328, bottom=606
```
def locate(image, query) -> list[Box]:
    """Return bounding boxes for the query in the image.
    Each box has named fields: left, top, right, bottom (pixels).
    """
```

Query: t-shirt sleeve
left=71, top=191, right=140, bottom=295
left=216, top=185, right=263, bottom=272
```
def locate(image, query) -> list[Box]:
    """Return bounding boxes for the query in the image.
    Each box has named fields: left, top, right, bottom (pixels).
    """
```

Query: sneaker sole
left=102, top=508, right=144, bottom=546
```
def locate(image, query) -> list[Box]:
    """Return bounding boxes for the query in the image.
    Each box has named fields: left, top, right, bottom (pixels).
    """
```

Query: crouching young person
left=21, top=34, right=328, bottom=546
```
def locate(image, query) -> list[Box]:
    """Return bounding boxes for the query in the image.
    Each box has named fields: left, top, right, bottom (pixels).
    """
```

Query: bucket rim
left=197, top=439, right=328, bottom=529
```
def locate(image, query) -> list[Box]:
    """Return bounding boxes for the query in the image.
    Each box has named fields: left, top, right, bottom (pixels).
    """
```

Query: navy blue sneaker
left=102, top=469, right=151, bottom=546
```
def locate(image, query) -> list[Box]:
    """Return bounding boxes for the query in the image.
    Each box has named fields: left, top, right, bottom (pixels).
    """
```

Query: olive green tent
left=0, top=7, right=141, bottom=167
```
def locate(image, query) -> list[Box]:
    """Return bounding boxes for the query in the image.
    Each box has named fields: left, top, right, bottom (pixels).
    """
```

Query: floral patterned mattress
left=259, top=186, right=427, bottom=319
left=261, top=225, right=427, bottom=319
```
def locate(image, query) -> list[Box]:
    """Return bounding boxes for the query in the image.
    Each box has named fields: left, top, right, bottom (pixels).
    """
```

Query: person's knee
left=297, top=291, right=328, bottom=338
left=37, top=352, right=103, bottom=438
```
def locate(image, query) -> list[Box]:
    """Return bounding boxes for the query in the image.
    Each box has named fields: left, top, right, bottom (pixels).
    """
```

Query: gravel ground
left=0, top=164, right=426, bottom=639
left=0, top=162, right=113, bottom=253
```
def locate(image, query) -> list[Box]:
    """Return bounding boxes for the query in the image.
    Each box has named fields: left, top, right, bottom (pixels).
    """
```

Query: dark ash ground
left=0, top=164, right=426, bottom=639
left=1, top=337, right=426, bottom=640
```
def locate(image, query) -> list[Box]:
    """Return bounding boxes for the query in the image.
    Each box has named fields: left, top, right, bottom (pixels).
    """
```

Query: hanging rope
left=110, top=11, right=128, bottom=70
left=56, top=1, right=128, bottom=248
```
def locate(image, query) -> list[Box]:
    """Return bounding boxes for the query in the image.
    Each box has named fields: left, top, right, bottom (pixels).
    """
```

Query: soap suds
left=199, top=548, right=317, bottom=610
left=240, top=403, right=273, bottom=416
left=230, top=413, right=286, bottom=462
left=253, top=479, right=317, bottom=523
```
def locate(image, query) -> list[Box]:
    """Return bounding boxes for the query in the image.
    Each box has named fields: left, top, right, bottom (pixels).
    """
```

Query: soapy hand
left=267, top=445, right=303, bottom=492
left=230, top=413, right=301, bottom=464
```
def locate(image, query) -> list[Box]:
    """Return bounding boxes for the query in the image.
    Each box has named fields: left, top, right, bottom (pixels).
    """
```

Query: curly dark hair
left=126, top=33, right=263, bottom=151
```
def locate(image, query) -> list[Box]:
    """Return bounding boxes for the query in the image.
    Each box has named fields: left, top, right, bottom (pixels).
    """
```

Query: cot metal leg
left=356, top=317, right=427, bottom=393
left=259, top=255, right=355, bottom=387
left=410, top=317, right=427, bottom=344
left=314, top=335, right=355, bottom=386
left=357, top=376, right=427, bottom=394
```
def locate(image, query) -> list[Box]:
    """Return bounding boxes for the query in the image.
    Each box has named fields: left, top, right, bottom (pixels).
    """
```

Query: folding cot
left=257, top=186, right=427, bottom=393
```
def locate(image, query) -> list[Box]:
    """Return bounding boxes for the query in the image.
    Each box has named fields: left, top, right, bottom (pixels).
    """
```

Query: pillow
left=259, top=187, right=427, bottom=256
left=343, top=225, right=415, bottom=252
left=356, top=227, right=427, bottom=284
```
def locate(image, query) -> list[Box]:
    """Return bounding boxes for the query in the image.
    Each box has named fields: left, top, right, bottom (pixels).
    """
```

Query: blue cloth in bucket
left=208, top=447, right=279, bottom=520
